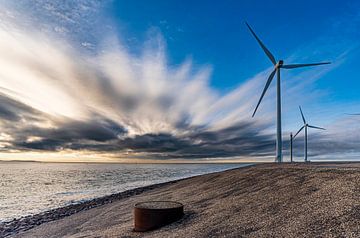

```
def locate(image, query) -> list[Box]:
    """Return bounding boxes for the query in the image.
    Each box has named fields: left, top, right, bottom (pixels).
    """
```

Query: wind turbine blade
left=252, top=69, right=277, bottom=117
left=299, top=106, right=306, bottom=124
left=282, top=62, right=331, bottom=69
left=245, top=22, right=276, bottom=65
left=308, top=125, right=325, bottom=130
left=294, top=125, right=305, bottom=138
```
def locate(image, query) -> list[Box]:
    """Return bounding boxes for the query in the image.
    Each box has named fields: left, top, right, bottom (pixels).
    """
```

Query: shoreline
left=3, top=162, right=360, bottom=237
left=0, top=165, right=251, bottom=237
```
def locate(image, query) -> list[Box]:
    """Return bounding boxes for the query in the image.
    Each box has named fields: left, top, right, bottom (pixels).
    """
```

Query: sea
left=0, top=162, right=250, bottom=222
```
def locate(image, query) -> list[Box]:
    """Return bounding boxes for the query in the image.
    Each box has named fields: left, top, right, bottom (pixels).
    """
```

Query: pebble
left=0, top=179, right=177, bottom=237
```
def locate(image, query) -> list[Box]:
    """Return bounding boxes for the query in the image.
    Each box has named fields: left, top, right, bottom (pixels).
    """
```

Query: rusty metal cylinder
left=134, top=201, right=184, bottom=232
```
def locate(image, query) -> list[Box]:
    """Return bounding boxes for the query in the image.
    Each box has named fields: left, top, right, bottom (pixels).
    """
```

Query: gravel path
left=5, top=163, right=360, bottom=237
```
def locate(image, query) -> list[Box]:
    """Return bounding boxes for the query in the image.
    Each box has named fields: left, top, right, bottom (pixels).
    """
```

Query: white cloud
left=0, top=0, right=357, bottom=161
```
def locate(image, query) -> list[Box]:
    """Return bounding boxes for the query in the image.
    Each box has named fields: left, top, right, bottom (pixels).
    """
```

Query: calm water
left=0, top=162, right=249, bottom=222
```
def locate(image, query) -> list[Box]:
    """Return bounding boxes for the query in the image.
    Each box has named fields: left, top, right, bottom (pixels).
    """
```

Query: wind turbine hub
left=276, top=60, right=284, bottom=68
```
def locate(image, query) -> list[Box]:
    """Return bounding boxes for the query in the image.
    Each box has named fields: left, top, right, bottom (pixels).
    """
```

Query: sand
left=8, top=163, right=360, bottom=237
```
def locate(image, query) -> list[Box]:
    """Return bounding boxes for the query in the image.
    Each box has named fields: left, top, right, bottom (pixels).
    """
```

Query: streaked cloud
left=0, top=0, right=358, bottom=161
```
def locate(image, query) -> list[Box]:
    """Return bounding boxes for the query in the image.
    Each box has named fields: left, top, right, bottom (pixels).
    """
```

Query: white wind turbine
left=290, top=132, right=294, bottom=162
left=293, top=106, right=325, bottom=162
left=246, top=22, right=330, bottom=163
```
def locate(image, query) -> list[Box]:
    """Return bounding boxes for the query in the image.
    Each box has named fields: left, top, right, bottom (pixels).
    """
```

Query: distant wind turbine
left=293, top=106, right=325, bottom=162
left=290, top=132, right=293, bottom=163
left=246, top=22, right=330, bottom=163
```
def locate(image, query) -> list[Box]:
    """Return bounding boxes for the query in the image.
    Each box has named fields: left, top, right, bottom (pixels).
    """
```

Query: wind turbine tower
left=246, top=22, right=330, bottom=163
left=294, top=106, right=326, bottom=162
left=290, top=132, right=293, bottom=162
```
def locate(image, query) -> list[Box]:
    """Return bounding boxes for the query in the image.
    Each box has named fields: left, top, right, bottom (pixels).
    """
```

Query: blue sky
left=109, top=0, right=360, bottom=95
left=105, top=0, right=360, bottom=131
left=0, top=0, right=360, bottom=162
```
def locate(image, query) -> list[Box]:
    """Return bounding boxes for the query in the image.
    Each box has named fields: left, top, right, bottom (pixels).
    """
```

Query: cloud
left=0, top=1, right=276, bottom=160
left=287, top=115, right=360, bottom=161
left=0, top=1, right=357, bottom=161
left=13, top=117, right=126, bottom=150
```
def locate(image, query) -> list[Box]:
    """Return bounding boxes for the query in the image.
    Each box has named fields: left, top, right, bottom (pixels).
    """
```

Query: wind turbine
left=246, top=22, right=330, bottom=163
left=290, top=132, right=293, bottom=162
left=293, top=106, right=325, bottom=162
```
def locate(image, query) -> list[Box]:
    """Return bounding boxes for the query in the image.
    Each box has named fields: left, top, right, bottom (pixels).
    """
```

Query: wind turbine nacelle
left=276, top=60, right=284, bottom=68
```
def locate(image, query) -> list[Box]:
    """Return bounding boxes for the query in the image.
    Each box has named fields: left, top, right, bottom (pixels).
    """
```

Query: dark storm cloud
left=67, top=122, right=274, bottom=159
left=0, top=93, right=40, bottom=121
left=109, top=121, right=275, bottom=159
left=50, top=119, right=126, bottom=142
left=0, top=91, right=276, bottom=158
left=177, top=122, right=275, bottom=158
left=0, top=93, right=126, bottom=151
left=119, top=133, right=189, bottom=152
left=2, top=87, right=360, bottom=161
left=13, top=118, right=127, bottom=151
left=0, top=84, right=343, bottom=159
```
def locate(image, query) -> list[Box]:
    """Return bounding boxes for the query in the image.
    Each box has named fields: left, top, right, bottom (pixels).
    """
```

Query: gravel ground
left=6, top=162, right=360, bottom=237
